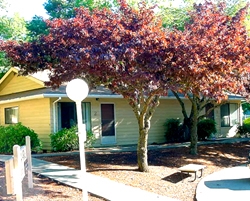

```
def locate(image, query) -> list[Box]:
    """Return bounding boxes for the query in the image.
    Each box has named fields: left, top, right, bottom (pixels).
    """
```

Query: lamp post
left=66, top=78, right=89, bottom=201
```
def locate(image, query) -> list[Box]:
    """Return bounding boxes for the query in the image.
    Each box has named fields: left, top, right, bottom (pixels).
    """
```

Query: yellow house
left=0, top=68, right=244, bottom=150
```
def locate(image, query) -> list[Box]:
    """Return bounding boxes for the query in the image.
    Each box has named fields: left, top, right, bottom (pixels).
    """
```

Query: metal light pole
left=66, top=78, right=89, bottom=201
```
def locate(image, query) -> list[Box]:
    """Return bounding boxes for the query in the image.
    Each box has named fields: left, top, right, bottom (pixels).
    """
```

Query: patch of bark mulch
left=1, top=141, right=250, bottom=201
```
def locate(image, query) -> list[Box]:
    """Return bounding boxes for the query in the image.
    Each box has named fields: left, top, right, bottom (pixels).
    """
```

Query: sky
left=4, top=0, right=49, bottom=21
left=4, top=0, right=248, bottom=21
left=3, top=0, right=185, bottom=21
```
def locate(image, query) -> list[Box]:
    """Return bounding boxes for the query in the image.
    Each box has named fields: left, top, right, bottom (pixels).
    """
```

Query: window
left=59, top=102, right=91, bottom=131
left=82, top=102, right=92, bottom=131
left=5, top=107, right=18, bottom=124
left=221, top=103, right=238, bottom=127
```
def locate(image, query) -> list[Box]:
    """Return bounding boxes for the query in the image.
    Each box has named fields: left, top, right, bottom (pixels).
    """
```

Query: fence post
left=25, top=136, right=33, bottom=188
left=5, top=157, right=14, bottom=194
left=13, top=145, right=23, bottom=201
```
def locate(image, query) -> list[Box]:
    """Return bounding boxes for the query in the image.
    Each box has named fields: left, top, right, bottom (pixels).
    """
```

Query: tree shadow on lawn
left=40, top=141, right=250, bottom=171
left=148, top=141, right=250, bottom=168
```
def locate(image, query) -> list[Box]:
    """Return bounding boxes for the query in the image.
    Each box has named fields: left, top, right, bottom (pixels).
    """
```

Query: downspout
left=53, top=97, right=61, bottom=133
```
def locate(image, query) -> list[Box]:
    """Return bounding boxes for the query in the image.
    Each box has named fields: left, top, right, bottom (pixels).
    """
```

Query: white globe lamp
left=66, top=78, right=89, bottom=102
left=66, top=78, right=89, bottom=201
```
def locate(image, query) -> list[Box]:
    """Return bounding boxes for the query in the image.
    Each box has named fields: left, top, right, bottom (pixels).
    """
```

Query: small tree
left=168, top=2, right=250, bottom=154
left=2, top=0, right=250, bottom=169
left=0, top=1, right=174, bottom=172
left=0, top=12, right=28, bottom=77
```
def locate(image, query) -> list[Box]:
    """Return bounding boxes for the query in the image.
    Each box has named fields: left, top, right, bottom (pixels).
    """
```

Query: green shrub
left=197, top=119, right=217, bottom=140
left=50, top=126, right=96, bottom=152
left=164, top=118, right=184, bottom=143
left=85, top=130, right=96, bottom=148
left=0, top=123, right=42, bottom=154
left=236, top=118, right=250, bottom=137
left=50, top=126, right=78, bottom=152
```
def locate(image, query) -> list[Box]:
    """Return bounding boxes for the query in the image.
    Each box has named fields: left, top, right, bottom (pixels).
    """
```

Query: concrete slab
left=196, top=166, right=250, bottom=201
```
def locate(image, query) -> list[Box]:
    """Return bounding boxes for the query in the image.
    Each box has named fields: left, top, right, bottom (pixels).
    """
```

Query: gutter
left=0, top=93, right=124, bottom=105
left=43, top=94, right=124, bottom=99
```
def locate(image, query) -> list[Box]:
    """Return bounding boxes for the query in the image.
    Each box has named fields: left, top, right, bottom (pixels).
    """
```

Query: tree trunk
left=189, top=103, right=198, bottom=155
left=129, top=94, right=160, bottom=172
left=180, top=117, right=190, bottom=141
left=172, top=91, right=201, bottom=154
left=137, top=126, right=149, bottom=172
left=172, top=90, right=191, bottom=141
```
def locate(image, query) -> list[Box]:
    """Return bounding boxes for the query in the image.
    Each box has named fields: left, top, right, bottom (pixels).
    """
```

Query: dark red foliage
left=1, top=0, right=250, bottom=169
left=1, top=1, right=249, bottom=101
left=168, top=1, right=250, bottom=101
left=0, top=1, right=174, bottom=100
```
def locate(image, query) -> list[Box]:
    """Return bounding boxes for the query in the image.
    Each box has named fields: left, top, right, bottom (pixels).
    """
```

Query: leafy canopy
left=2, top=1, right=174, bottom=96
left=0, top=0, right=177, bottom=172
left=169, top=1, right=250, bottom=101
left=1, top=0, right=250, bottom=168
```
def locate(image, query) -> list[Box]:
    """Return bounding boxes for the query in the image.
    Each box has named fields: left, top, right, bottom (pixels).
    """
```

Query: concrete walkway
left=32, top=158, right=178, bottom=201
left=0, top=155, right=178, bottom=201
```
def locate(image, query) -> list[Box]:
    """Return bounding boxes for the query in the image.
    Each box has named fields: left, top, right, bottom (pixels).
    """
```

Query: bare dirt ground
left=1, top=141, right=250, bottom=201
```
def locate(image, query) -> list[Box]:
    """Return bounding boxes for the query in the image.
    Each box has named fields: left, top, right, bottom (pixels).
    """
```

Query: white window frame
left=220, top=103, right=239, bottom=127
left=5, top=106, right=19, bottom=124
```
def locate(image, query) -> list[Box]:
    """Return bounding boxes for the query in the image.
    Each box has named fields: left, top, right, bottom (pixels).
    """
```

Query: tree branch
left=172, top=90, right=188, bottom=119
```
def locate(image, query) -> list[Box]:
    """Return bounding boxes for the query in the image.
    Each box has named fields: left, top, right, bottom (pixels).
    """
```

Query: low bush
left=236, top=118, right=250, bottom=137
left=85, top=130, right=96, bottom=148
left=197, top=119, right=217, bottom=140
left=50, top=126, right=96, bottom=152
left=0, top=123, right=42, bottom=154
left=164, top=118, right=184, bottom=143
left=50, top=126, right=78, bottom=152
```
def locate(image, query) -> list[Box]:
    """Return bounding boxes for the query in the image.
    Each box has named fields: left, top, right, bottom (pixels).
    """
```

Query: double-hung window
left=5, top=106, right=18, bottom=124
left=220, top=103, right=238, bottom=127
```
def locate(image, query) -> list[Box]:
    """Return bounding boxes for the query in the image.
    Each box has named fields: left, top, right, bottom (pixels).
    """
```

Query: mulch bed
left=38, top=141, right=250, bottom=201
left=1, top=141, right=250, bottom=201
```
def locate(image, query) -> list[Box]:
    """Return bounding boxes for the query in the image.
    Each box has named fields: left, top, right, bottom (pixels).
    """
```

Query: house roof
left=0, top=85, right=244, bottom=105
left=0, top=67, right=245, bottom=104
left=0, top=85, right=125, bottom=104
left=0, top=67, right=47, bottom=87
